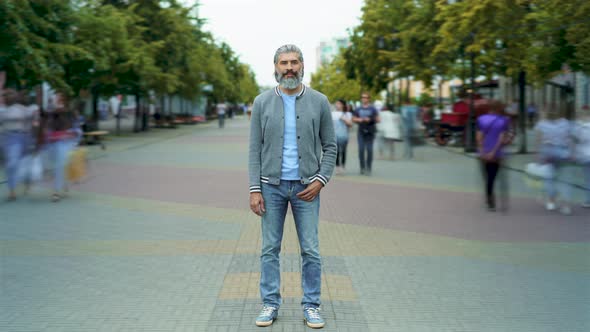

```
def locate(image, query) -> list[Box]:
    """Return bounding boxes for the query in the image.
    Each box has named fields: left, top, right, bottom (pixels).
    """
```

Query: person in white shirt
left=0, top=89, right=36, bottom=201
left=216, top=101, right=227, bottom=128
left=331, top=99, right=352, bottom=174
left=376, top=104, right=402, bottom=160
left=534, top=105, right=574, bottom=215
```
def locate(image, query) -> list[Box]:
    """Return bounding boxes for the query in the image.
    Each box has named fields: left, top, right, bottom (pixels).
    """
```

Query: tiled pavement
left=1, top=116, right=589, bottom=331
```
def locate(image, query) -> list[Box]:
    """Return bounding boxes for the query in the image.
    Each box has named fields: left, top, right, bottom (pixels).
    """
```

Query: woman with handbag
left=476, top=101, right=510, bottom=211
left=534, top=104, right=574, bottom=215
left=47, top=108, right=77, bottom=202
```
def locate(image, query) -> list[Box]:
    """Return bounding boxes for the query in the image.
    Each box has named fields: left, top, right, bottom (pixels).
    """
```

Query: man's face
left=361, top=94, right=370, bottom=105
left=275, top=52, right=303, bottom=89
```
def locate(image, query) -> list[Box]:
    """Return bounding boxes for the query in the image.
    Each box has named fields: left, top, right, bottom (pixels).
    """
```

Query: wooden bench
left=83, top=130, right=109, bottom=150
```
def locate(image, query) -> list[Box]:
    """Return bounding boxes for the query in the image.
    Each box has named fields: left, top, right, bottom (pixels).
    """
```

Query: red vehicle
left=433, top=96, right=503, bottom=146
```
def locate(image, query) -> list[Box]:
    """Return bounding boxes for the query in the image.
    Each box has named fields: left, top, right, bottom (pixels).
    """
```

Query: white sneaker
left=560, top=206, right=572, bottom=216
left=545, top=202, right=556, bottom=211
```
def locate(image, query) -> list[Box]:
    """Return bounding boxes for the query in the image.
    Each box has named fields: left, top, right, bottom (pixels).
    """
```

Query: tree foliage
left=311, top=54, right=363, bottom=102
left=0, top=1, right=86, bottom=92
left=0, top=0, right=259, bottom=104
left=332, top=0, right=589, bottom=96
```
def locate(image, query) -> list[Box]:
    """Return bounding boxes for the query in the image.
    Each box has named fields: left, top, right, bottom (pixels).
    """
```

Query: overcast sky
left=197, top=0, right=365, bottom=88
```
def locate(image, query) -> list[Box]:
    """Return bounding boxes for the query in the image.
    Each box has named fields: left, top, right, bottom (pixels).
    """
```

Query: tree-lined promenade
left=312, top=0, right=590, bottom=103
left=0, top=0, right=259, bottom=126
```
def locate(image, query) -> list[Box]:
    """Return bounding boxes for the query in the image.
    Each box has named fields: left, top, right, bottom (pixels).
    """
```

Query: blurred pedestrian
left=534, top=104, right=574, bottom=215
left=527, top=102, right=538, bottom=128
left=505, top=99, right=520, bottom=136
left=353, top=92, right=379, bottom=175
left=21, top=93, right=41, bottom=193
left=216, top=101, right=227, bottom=128
left=377, top=104, right=402, bottom=160
left=476, top=101, right=510, bottom=211
left=47, top=108, right=77, bottom=202
left=248, top=44, right=336, bottom=329
left=0, top=89, right=36, bottom=201
left=332, top=99, right=352, bottom=174
left=573, top=106, right=590, bottom=208
left=400, top=99, right=419, bottom=159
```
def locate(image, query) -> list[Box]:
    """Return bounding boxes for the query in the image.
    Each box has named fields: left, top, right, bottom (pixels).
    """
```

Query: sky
left=196, top=0, right=365, bottom=88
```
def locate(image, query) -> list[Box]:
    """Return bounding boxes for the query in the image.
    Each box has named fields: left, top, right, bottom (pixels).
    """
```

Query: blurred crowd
left=329, top=92, right=590, bottom=216
left=0, top=88, right=85, bottom=202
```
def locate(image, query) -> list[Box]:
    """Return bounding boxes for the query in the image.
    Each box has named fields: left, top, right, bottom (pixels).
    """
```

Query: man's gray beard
left=279, top=76, right=301, bottom=89
left=275, top=69, right=303, bottom=89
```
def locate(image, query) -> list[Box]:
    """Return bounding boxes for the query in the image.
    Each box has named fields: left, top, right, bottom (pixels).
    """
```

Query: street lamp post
left=464, top=33, right=477, bottom=153
left=518, top=70, right=527, bottom=154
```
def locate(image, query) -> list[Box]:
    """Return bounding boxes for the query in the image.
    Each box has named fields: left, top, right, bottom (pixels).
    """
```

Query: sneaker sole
left=255, top=319, right=275, bottom=327
left=304, top=319, right=325, bottom=329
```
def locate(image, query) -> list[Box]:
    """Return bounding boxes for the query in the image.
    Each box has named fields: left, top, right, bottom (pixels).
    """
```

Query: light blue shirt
left=280, top=93, right=299, bottom=180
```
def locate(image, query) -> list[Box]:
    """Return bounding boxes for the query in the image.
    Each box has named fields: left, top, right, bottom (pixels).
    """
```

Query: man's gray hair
left=273, top=44, right=304, bottom=64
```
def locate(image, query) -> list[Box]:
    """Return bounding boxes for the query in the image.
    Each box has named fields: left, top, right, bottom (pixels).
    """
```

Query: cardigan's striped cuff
left=249, top=185, right=261, bottom=193
left=311, top=173, right=328, bottom=186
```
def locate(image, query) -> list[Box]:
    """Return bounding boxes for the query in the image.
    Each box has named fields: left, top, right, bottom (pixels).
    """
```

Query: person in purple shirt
left=476, top=101, right=510, bottom=211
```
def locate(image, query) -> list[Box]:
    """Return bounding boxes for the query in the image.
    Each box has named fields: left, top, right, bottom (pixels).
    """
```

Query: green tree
left=311, top=54, right=363, bottom=102
left=522, top=0, right=589, bottom=82
left=237, top=63, right=260, bottom=103
left=345, top=0, right=409, bottom=94
left=0, top=0, right=86, bottom=92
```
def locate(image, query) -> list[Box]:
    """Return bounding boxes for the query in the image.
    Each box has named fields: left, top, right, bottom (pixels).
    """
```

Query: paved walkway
left=1, top=116, right=589, bottom=331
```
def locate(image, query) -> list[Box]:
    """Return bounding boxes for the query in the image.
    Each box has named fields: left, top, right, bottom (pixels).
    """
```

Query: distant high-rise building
left=316, top=37, right=350, bottom=68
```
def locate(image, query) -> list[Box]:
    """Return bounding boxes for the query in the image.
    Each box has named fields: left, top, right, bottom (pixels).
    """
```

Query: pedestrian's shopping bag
left=30, top=154, right=43, bottom=182
left=525, top=162, right=554, bottom=179
left=17, top=155, right=32, bottom=183
left=66, top=148, right=88, bottom=182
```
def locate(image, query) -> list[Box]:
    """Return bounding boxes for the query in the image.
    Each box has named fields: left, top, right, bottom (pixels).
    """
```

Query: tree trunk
left=397, top=79, right=403, bottom=107
left=518, top=70, right=527, bottom=154
left=141, top=99, right=149, bottom=131
left=92, top=89, right=99, bottom=130
left=438, top=79, right=444, bottom=106
left=134, top=93, right=141, bottom=133
left=465, top=52, right=476, bottom=153
left=116, top=98, right=121, bottom=135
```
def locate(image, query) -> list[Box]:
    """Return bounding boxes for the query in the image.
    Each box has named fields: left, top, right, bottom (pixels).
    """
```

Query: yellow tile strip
left=218, top=272, right=357, bottom=301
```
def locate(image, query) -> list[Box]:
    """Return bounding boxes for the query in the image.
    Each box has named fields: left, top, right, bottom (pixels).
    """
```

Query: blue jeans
left=336, top=137, right=348, bottom=167
left=2, top=131, right=29, bottom=191
left=357, top=134, right=374, bottom=171
left=540, top=146, right=571, bottom=202
left=50, top=140, right=74, bottom=192
left=260, top=181, right=321, bottom=309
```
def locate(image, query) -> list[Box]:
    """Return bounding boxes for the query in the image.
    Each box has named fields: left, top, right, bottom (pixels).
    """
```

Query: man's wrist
left=311, top=179, right=325, bottom=187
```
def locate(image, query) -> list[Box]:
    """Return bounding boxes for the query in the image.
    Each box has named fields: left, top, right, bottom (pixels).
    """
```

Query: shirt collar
left=275, top=84, right=306, bottom=98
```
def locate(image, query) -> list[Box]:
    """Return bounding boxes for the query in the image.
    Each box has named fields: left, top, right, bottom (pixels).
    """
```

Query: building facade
left=316, top=37, right=350, bottom=68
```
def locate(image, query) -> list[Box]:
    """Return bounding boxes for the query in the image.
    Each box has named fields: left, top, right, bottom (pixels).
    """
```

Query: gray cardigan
left=248, top=85, right=337, bottom=193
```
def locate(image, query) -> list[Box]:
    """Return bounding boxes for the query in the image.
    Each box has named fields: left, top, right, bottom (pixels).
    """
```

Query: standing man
left=249, top=44, right=336, bottom=329
left=352, top=92, right=380, bottom=175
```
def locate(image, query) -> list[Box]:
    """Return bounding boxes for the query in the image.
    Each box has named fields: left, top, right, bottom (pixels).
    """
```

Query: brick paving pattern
left=1, top=116, right=589, bottom=331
